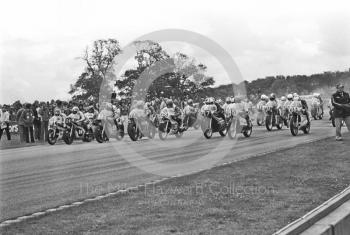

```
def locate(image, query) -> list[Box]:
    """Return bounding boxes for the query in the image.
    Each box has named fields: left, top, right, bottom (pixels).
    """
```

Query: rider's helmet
left=260, top=94, right=266, bottom=100
left=281, top=96, right=286, bottom=101
left=230, top=97, right=235, bottom=103
left=187, top=99, right=193, bottom=105
left=72, top=106, right=79, bottom=114
left=54, top=108, right=61, bottom=116
left=293, top=93, right=299, bottom=97
left=217, top=98, right=224, bottom=106
left=269, top=93, right=276, bottom=101
left=207, top=97, right=215, bottom=105
left=225, top=97, right=231, bottom=104
left=293, top=95, right=301, bottom=101
left=287, top=94, right=293, bottom=100
left=166, top=99, right=174, bottom=108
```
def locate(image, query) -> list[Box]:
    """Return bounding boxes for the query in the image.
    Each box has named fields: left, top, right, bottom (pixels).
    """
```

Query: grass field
left=1, top=134, right=350, bottom=235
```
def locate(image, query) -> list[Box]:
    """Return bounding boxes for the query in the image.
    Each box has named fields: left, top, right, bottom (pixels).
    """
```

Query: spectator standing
left=32, top=101, right=41, bottom=141
left=331, top=83, right=350, bottom=141
left=0, top=105, right=11, bottom=140
left=20, top=103, right=35, bottom=143
left=16, top=103, right=25, bottom=143
left=38, top=102, right=50, bottom=142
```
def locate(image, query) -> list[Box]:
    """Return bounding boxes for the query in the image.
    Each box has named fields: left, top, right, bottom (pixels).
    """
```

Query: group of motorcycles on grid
left=47, top=93, right=324, bottom=145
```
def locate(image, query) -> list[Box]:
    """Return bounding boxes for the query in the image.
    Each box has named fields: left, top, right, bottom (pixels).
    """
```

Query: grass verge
left=1, top=134, right=350, bottom=235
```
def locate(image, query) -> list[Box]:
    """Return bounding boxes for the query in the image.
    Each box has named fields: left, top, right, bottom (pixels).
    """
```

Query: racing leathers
left=68, top=110, right=86, bottom=129
left=160, top=105, right=183, bottom=130
left=183, top=104, right=197, bottom=127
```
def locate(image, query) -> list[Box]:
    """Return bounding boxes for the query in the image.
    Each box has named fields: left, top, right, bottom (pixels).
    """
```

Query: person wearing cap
left=331, top=83, right=350, bottom=140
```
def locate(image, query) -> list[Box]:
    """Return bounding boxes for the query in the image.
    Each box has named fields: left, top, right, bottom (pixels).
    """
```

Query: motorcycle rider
left=257, top=95, right=268, bottom=111
left=291, top=94, right=310, bottom=124
left=222, top=97, right=232, bottom=114
left=49, top=108, right=66, bottom=128
left=97, top=102, right=116, bottom=139
left=160, top=99, right=183, bottom=130
left=68, top=106, right=86, bottom=130
left=183, top=99, right=197, bottom=128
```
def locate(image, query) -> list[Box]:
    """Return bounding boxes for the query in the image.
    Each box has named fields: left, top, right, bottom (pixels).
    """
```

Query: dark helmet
left=269, top=93, right=276, bottom=101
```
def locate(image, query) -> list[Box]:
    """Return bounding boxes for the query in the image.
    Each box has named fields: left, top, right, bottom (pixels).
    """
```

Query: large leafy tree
left=70, top=39, right=122, bottom=101
left=115, top=42, right=215, bottom=101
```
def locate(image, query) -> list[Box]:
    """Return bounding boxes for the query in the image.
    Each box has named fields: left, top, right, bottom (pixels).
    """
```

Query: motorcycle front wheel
left=228, top=120, right=237, bottom=140
left=94, top=129, right=104, bottom=143
left=290, top=116, right=299, bottom=136
left=47, top=129, right=58, bottom=145
left=116, top=125, right=124, bottom=140
left=204, top=129, right=213, bottom=139
left=265, top=115, right=273, bottom=131
left=303, top=122, right=311, bottom=134
left=127, top=123, right=139, bottom=141
left=63, top=131, right=74, bottom=145
left=243, top=121, right=253, bottom=137
left=148, top=125, right=156, bottom=139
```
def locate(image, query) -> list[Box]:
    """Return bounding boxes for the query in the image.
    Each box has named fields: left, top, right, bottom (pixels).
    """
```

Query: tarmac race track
left=0, top=119, right=336, bottom=221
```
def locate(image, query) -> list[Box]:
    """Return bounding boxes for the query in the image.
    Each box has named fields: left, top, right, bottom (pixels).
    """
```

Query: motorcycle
left=280, top=107, right=290, bottom=128
left=63, top=118, right=94, bottom=145
left=183, top=109, right=200, bottom=130
left=255, top=104, right=266, bottom=126
left=158, top=111, right=184, bottom=140
left=128, top=114, right=156, bottom=141
left=264, top=104, right=283, bottom=131
left=201, top=107, right=228, bottom=139
left=47, top=121, right=66, bottom=145
left=311, top=102, right=323, bottom=120
left=289, top=106, right=311, bottom=136
left=94, top=118, right=112, bottom=143
left=114, top=117, right=125, bottom=140
left=226, top=109, right=252, bottom=139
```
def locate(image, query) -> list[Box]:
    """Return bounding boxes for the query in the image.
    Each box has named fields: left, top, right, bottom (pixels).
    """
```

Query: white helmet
left=72, top=106, right=79, bottom=112
left=208, top=97, right=215, bottom=104
left=293, top=96, right=300, bottom=101
left=261, top=94, right=266, bottom=100
left=293, top=93, right=299, bottom=97
left=230, top=97, right=235, bottom=103
left=287, top=94, right=293, bottom=100
left=225, top=97, right=231, bottom=103
left=281, top=96, right=286, bottom=101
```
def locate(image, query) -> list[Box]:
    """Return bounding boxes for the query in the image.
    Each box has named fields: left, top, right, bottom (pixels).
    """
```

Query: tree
left=69, top=39, right=122, bottom=101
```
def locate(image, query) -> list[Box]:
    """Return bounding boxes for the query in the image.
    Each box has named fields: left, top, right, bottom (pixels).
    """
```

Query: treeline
left=204, top=69, right=350, bottom=102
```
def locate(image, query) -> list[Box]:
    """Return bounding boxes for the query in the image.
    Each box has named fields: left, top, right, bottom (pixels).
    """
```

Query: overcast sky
left=1, top=0, right=350, bottom=104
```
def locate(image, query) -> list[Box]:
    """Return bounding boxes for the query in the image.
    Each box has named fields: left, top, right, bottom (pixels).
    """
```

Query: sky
left=1, top=0, right=350, bottom=104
